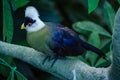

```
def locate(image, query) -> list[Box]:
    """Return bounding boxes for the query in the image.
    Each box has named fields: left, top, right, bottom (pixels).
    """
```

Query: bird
left=21, top=6, right=106, bottom=67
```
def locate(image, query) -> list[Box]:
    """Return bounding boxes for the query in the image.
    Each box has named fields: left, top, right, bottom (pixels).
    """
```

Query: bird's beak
left=21, top=23, right=25, bottom=30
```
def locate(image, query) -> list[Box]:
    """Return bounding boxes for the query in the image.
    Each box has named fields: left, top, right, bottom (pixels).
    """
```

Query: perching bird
left=21, top=6, right=106, bottom=66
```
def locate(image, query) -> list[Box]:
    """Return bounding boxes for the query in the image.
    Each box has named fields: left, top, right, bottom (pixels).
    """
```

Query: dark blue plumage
left=48, top=26, right=105, bottom=59
left=51, top=28, right=83, bottom=57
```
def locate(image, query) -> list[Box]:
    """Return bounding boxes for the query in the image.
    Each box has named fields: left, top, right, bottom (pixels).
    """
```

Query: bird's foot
left=48, top=55, right=56, bottom=61
left=50, top=57, right=58, bottom=67
left=42, top=56, right=50, bottom=65
left=42, top=55, right=58, bottom=67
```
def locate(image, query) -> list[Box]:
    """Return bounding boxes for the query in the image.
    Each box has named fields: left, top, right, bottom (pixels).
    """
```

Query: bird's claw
left=42, top=55, right=58, bottom=67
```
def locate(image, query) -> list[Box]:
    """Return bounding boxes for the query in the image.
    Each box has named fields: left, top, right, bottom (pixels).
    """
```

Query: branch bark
left=0, top=41, right=109, bottom=80
left=0, top=7, right=120, bottom=80
left=109, top=7, right=120, bottom=80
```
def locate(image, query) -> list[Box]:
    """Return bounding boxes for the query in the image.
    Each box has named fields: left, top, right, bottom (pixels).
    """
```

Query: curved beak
left=21, top=23, right=25, bottom=30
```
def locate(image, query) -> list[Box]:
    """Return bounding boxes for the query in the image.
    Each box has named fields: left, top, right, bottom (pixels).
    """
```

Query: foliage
left=103, top=1, right=115, bottom=32
left=2, top=0, right=29, bottom=79
left=72, top=21, right=111, bottom=37
left=3, top=0, right=14, bottom=43
left=72, top=21, right=112, bottom=67
left=0, top=58, right=27, bottom=80
left=0, top=0, right=119, bottom=80
left=88, top=0, right=100, bottom=13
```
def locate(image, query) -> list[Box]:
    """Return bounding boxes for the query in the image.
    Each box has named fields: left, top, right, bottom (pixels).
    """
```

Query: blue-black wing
left=44, top=24, right=106, bottom=67
left=50, top=27, right=84, bottom=57
left=49, top=26, right=106, bottom=58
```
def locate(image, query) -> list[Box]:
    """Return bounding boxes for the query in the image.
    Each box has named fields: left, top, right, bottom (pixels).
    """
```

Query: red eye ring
left=28, top=23, right=32, bottom=26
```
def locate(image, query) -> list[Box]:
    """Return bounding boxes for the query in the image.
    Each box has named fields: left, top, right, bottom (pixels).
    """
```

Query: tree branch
left=0, top=41, right=109, bottom=80
left=0, top=7, right=120, bottom=80
left=109, top=7, right=120, bottom=80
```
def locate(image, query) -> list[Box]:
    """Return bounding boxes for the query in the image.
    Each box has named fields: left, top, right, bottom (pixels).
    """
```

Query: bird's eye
left=28, top=22, right=32, bottom=26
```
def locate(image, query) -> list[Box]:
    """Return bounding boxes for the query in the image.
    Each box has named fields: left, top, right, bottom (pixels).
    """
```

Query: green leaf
left=10, top=0, right=30, bottom=11
left=103, top=1, right=115, bottom=32
left=3, top=0, right=14, bottom=43
left=100, top=38, right=111, bottom=49
left=0, top=55, right=13, bottom=77
left=7, top=71, right=14, bottom=80
left=85, top=32, right=100, bottom=66
left=7, top=67, right=16, bottom=80
left=95, top=51, right=111, bottom=67
left=72, top=21, right=111, bottom=37
left=16, top=71, right=27, bottom=80
left=118, top=0, right=120, bottom=4
left=88, top=0, right=100, bottom=13
left=88, top=32, right=100, bottom=47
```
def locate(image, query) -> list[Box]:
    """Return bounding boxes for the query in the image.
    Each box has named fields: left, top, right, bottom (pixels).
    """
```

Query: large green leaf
left=10, top=0, right=30, bottom=11
left=85, top=32, right=100, bottom=66
left=103, top=1, right=115, bottom=32
left=88, top=0, right=100, bottom=13
left=72, top=21, right=111, bottom=37
left=95, top=51, right=111, bottom=67
left=118, top=0, right=120, bottom=4
left=3, top=0, right=14, bottom=43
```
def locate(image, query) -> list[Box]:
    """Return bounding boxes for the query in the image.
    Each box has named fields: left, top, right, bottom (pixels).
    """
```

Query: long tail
left=81, top=41, right=106, bottom=59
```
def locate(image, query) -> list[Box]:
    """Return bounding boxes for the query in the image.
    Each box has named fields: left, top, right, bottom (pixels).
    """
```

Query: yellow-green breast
left=27, top=25, right=53, bottom=55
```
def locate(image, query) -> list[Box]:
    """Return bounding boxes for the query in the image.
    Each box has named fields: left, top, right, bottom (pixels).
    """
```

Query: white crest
left=25, top=6, right=39, bottom=19
left=25, top=6, right=45, bottom=32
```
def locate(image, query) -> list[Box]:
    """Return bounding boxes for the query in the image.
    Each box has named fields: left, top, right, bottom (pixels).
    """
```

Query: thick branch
left=109, top=7, right=120, bottom=80
left=0, top=41, right=108, bottom=80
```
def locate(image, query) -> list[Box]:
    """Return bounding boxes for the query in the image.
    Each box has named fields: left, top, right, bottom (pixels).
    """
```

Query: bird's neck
left=37, top=19, right=45, bottom=30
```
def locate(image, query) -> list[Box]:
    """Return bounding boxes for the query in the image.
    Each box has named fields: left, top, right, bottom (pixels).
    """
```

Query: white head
left=21, top=6, right=45, bottom=32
